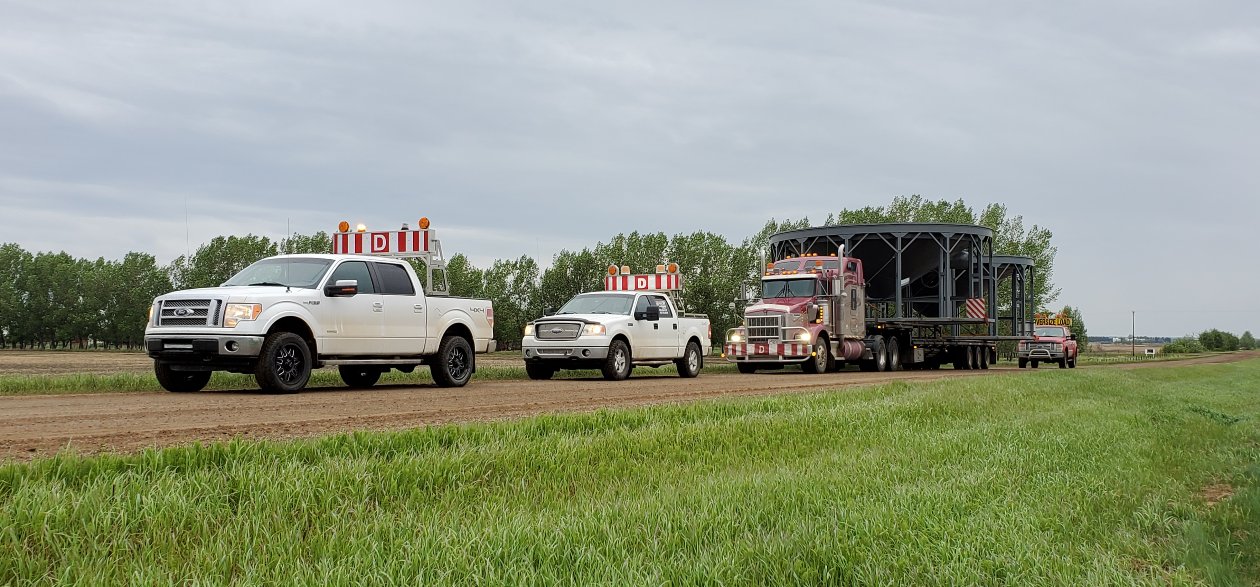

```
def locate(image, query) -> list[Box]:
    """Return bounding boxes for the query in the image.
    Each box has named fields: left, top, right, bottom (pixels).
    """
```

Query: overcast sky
left=1, top=1, right=1257, bottom=337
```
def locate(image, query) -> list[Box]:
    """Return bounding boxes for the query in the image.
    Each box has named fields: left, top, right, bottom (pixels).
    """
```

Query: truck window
left=373, top=262, right=415, bottom=295
left=650, top=295, right=673, bottom=318
left=329, top=261, right=376, bottom=294
left=633, top=295, right=651, bottom=315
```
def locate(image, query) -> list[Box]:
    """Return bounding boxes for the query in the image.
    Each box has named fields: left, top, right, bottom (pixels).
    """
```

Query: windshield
left=556, top=294, right=635, bottom=315
left=1035, top=326, right=1069, bottom=337
left=222, top=257, right=334, bottom=289
left=762, top=278, right=818, bottom=299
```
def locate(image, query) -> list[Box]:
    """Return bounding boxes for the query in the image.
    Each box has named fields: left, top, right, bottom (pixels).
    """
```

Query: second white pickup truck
left=521, top=266, right=711, bottom=380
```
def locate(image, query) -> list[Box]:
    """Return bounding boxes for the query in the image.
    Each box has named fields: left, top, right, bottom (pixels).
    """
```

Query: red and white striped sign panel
left=724, top=342, right=810, bottom=358
left=966, top=297, right=987, bottom=319
left=333, top=230, right=432, bottom=256
left=604, top=273, right=681, bottom=291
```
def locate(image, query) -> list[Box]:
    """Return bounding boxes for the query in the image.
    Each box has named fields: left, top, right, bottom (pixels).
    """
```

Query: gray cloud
left=1, top=0, right=1257, bottom=336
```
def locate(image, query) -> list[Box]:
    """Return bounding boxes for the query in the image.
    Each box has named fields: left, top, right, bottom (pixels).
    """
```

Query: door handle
left=413, top=304, right=423, bottom=313
left=653, top=324, right=659, bottom=330
left=372, top=302, right=383, bottom=313
left=673, top=324, right=678, bottom=330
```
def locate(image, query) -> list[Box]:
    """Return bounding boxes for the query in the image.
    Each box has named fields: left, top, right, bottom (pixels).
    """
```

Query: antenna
left=184, top=196, right=190, bottom=260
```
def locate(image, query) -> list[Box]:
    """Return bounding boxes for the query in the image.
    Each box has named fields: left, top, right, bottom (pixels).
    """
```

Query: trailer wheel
left=980, top=348, right=989, bottom=370
left=155, top=361, right=211, bottom=393
left=886, top=337, right=901, bottom=371
left=736, top=363, right=757, bottom=374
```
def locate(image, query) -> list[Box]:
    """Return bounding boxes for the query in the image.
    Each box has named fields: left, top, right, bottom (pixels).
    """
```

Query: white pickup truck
left=522, top=289, right=711, bottom=380
left=145, top=253, right=496, bottom=393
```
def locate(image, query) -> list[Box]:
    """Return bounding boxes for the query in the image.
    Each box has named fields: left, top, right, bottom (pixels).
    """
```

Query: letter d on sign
left=635, top=276, right=649, bottom=290
left=371, top=232, right=389, bottom=253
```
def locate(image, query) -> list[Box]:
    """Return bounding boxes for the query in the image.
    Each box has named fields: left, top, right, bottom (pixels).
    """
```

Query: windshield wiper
left=248, top=282, right=288, bottom=287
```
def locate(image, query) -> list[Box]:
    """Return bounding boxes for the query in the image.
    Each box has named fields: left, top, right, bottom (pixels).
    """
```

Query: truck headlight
left=148, top=304, right=155, bottom=323
left=524, top=324, right=535, bottom=337
left=581, top=324, right=606, bottom=336
left=798, top=331, right=811, bottom=343
left=224, top=303, right=263, bottom=328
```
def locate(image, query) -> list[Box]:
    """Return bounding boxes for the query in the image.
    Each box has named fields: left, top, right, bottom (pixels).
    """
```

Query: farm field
left=2, top=356, right=1257, bottom=584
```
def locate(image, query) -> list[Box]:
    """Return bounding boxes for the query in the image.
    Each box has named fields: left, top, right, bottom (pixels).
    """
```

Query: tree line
left=0, top=196, right=1061, bottom=350
left=1163, top=329, right=1256, bottom=354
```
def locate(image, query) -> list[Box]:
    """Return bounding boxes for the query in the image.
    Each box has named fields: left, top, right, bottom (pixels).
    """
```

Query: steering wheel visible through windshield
left=222, top=258, right=334, bottom=289
left=762, top=279, right=818, bottom=299
left=556, top=294, right=634, bottom=315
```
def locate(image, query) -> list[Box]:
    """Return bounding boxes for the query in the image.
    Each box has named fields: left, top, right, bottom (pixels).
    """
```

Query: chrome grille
left=747, top=315, right=782, bottom=342
left=535, top=322, right=582, bottom=341
left=158, top=299, right=221, bottom=327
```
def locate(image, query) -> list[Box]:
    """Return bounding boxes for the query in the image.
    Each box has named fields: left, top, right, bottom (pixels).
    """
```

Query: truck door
left=321, top=260, right=384, bottom=355
left=649, top=294, right=680, bottom=358
left=372, top=261, right=427, bottom=355
left=630, top=295, right=662, bottom=360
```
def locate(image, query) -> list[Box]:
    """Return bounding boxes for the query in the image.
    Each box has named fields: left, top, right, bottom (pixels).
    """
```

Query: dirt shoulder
left=1, top=351, right=1255, bottom=461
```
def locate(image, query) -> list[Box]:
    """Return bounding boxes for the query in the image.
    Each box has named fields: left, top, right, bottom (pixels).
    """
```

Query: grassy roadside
left=0, top=363, right=741, bottom=395
left=2, top=360, right=1258, bottom=585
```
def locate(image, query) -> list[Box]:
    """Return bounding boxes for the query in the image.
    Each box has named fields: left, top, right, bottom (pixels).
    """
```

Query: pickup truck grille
left=535, top=322, right=582, bottom=341
left=158, top=299, right=222, bottom=327
left=747, top=315, right=782, bottom=342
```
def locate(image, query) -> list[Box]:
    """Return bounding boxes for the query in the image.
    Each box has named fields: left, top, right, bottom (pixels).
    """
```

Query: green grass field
left=2, top=359, right=1258, bottom=585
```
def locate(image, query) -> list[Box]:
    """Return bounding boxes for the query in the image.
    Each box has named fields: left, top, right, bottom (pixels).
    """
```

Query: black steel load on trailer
left=763, top=223, right=1036, bottom=370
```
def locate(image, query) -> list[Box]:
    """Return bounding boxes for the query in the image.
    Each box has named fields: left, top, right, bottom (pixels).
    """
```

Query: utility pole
left=1134, top=312, right=1144, bottom=357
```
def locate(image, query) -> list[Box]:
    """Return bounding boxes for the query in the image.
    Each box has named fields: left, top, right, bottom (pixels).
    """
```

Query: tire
left=1018, top=358, right=1028, bottom=369
left=602, top=339, right=632, bottom=381
left=154, top=361, right=211, bottom=393
left=338, top=366, right=382, bottom=388
left=980, top=348, right=989, bottom=370
left=736, top=363, right=757, bottom=374
left=676, top=341, right=702, bottom=378
left=254, top=332, right=312, bottom=393
left=864, top=336, right=887, bottom=372
left=886, top=337, right=901, bottom=372
left=1058, top=357, right=1068, bottom=369
left=802, top=336, right=831, bottom=374
left=1068, top=356, right=1077, bottom=369
left=1031, top=360, right=1039, bottom=369
left=525, top=362, right=555, bottom=380
left=432, top=335, right=474, bottom=388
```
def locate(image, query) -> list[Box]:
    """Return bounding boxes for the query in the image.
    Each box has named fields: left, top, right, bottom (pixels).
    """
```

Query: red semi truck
left=723, top=250, right=998, bottom=372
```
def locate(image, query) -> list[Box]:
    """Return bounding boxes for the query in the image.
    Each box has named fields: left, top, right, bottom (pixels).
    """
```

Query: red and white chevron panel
left=333, top=230, right=431, bottom=255
left=724, top=342, right=810, bottom=358
left=966, top=297, right=987, bottom=319
left=604, top=273, right=681, bottom=291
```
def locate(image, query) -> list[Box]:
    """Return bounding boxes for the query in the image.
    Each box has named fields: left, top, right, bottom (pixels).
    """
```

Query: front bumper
left=522, top=336, right=611, bottom=362
left=724, top=341, right=813, bottom=363
left=146, top=334, right=265, bottom=360
left=1019, top=349, right=1066, bottom=360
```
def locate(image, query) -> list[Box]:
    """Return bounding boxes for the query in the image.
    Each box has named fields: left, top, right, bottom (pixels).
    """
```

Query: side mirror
left=635, top=304, right=661, bottom=321
left=1070, top=334, right=1077, bottom=340
left=544, top=307, right=556, bottom=316
left=325, top=279, right=358, bottom=297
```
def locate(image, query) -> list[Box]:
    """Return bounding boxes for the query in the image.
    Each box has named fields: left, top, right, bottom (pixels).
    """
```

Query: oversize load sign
left=1034, top=313, right=1073, bottom=326
left=333, top=230, right=431, bottom=255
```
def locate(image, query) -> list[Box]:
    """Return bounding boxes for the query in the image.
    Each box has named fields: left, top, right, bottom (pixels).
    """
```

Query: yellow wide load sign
left=1034, top=312, right=1073, bottom=326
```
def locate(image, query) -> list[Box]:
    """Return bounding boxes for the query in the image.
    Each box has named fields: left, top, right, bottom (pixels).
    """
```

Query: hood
left=533, top=313, right=619, bottom=324
left=746, top=297, right=815, bottom=315
left=160, top=286, right=316, bottom=299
